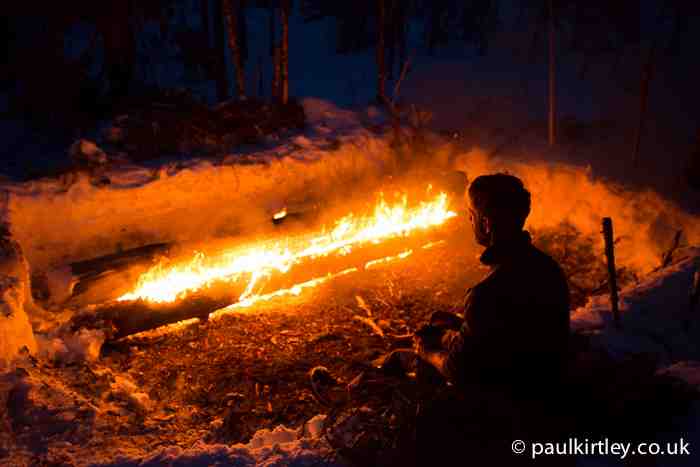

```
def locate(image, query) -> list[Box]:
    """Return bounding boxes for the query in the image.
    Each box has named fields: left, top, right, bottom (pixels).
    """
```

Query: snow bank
left=3, top=99, right=396, bottom=272
left=36, top=327, right=105, bottom=364
left=100, top=415, right=334, bottom=467
left=0, top=233, right=37, bottom=367
left=571, top=247, right=700, bottom=362
left=0, top=276, right=36, bottom=367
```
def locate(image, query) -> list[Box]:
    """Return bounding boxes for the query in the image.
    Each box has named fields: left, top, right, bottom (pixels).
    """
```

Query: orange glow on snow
left=118, top=190, right=456, bottom=308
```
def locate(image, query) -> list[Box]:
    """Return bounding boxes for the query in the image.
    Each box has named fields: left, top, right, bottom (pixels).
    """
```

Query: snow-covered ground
left=97, top=415, right=332, bottom=467
left=1, top=2, right=699, bottom=464
left=3, top=98, right=396, bottom=272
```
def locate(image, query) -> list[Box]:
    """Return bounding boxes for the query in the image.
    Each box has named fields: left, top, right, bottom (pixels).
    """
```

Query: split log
left=70, top=243, right=171, bottom=297
left=79, top=293, right=235, bottom=340
left=74, top=226, right=454, bottom=340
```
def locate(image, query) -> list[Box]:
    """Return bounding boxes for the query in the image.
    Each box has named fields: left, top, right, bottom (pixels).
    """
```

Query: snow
left=0, top=232, right=38, bottom=367
left=571, top=247, right=700, bottom=363
left=0, top=275, right=36, bottom=368
left=109, top=375, right=154, bottom=414
left=36, top=328, right=105, bottom=364
left=3, top=99, right=396, bottom=273
left=100, top=415, right=334, bottom=467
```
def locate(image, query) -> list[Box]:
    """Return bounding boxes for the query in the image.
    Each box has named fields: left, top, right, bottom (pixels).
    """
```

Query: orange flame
left=272, top=208, right=288, bottom=220
left=118, top=190, right=456, bottom=306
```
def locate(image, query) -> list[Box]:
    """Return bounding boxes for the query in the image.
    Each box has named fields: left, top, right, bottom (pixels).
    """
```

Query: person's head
left=467, top=173, right=531, bottom=247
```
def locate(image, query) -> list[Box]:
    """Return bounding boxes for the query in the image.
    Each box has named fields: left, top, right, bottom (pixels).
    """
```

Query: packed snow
left=98, top=415, right=332, bottom=467
left=3, top=99, right=396, bottom=273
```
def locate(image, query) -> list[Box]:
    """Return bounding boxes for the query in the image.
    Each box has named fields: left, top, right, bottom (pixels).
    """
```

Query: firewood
left=353, top=315, right=385, bottom=338
left=69, top=243, right=171, bottom=298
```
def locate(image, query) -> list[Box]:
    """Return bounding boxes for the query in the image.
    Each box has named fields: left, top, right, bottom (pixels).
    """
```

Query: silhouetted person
left=413, top=173, right=570, bottom=466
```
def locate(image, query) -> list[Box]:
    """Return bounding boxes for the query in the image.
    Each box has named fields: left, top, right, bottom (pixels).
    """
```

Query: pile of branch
left=532, top=223, right=637, bottom=308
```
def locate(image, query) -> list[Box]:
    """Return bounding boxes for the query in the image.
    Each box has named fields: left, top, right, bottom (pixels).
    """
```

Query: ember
left=119, top=189, right=457, bottom=309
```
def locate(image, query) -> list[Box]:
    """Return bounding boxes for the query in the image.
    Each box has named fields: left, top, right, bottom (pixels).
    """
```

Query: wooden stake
left=691, top=270, right=700, bottom=313
left=685, top=269, right=699, bottom=333
left=602, top=217, right=621, bottom=329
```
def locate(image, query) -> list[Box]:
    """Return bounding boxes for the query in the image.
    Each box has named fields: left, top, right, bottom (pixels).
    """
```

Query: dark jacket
left=444, top=231, right=570, bottom=397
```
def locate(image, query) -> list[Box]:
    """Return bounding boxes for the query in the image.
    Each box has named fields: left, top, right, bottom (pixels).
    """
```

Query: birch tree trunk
left=222, top=0, right=246, bottom=99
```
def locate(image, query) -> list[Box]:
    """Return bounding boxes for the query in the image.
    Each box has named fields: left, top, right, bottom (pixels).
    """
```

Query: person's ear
left=481, top=215, right=491, bottom=237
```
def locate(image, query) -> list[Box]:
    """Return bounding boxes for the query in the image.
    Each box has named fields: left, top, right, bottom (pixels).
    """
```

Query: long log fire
left=86, top=186, right=460, bottom=339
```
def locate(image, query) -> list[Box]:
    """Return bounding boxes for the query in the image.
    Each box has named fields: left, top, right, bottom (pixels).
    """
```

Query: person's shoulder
left=528, top=243, right=567, bottom=279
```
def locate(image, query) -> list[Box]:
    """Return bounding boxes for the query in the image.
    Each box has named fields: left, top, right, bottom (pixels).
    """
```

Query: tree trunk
left=97, top=2, right=136, bottom=102
left=386, top=0, right=396, bottom=81
left=200, top=0, right=210, bottom=45
left=632, top=43, right=655, bottom=166
left=269, top=5, right=276, bottom=57
left=376, top=0, right=386, bottom=103
left=222, top=0, right=246, bottom=99
left=280, top=0, right=290, bottom=104
left=272, top=44, right=281, bottom=101
left=257, top=56, right=264, bottom=97
left=548, top=0, right=556, bottom=146
left=397, top=1, right=407, bottom=76
left=667, top=7, right=686, bottom=55
left=239, top=0, right=249, bottom=64
left=213, top=0, right=229, bottom=101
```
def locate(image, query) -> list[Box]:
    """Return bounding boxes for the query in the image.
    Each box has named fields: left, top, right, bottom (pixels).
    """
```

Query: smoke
left=453, top=148, right=700, bottom=274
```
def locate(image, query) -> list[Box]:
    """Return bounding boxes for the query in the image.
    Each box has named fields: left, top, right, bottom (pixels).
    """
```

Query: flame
left=118, top=190, right=456, bottom=307
left=272, top=208, right=287, bottom=220
left=364, top=249, right=413, bottom=270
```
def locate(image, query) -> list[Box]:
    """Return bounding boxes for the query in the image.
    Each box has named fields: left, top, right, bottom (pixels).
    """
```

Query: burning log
left=88, top=231, right=447, bottom=340
left=70, top=243, right=172, bottom=297
left=82, top=293, right=233, bottom=340
left=75, top=189, right=458, bottom=340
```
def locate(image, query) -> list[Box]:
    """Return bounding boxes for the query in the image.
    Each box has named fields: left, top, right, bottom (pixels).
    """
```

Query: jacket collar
left=479, top=230, right=532, bottom=267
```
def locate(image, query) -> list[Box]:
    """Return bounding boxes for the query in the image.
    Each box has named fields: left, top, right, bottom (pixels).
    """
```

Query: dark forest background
left=1, top=1, right=698, bottom=189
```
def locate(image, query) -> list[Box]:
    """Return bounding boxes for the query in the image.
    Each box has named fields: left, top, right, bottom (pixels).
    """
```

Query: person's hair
left=468, top=173, right=531, bottom=230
